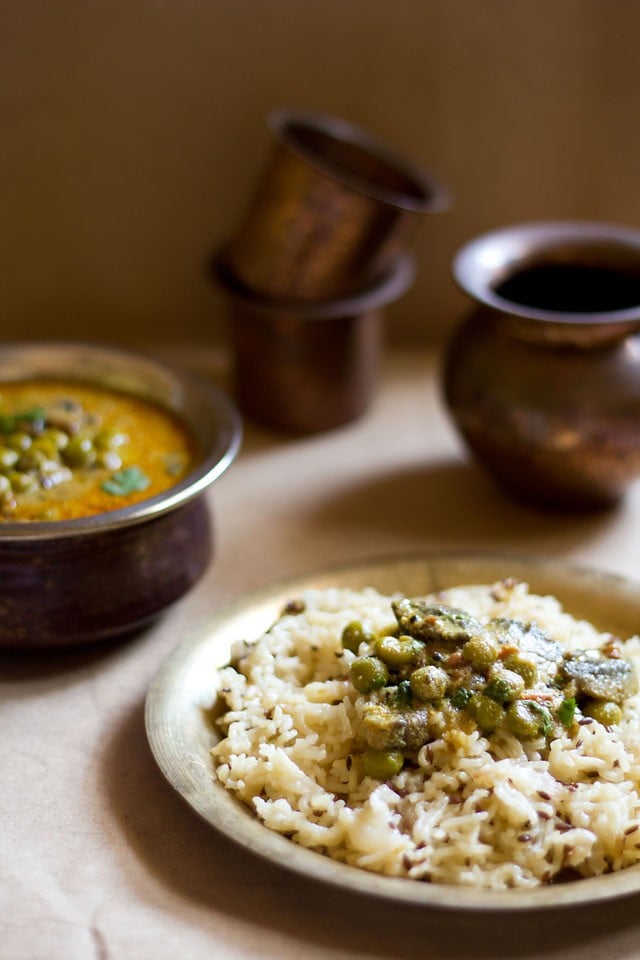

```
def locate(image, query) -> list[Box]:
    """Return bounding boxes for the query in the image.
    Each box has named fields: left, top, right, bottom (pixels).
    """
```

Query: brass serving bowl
left=146, top=551, right=640, bottom=911
left=0, top=342, right=242, bottom=648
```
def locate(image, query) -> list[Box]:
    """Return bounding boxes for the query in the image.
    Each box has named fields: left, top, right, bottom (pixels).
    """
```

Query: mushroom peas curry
left=344, top=598, right=639, bottom=780
left=0, top=380, right=197, bottom=521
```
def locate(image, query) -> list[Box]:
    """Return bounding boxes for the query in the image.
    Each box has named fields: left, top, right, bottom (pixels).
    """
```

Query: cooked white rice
left=212, top=580, right=640, bottom=889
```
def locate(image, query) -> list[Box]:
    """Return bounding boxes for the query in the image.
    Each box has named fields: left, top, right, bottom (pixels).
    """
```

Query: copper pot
left=217, top=253, right=415, bottom=434
left=444, top=221, right=640, bottom=509
left=225, top=107, right=448, bottom=301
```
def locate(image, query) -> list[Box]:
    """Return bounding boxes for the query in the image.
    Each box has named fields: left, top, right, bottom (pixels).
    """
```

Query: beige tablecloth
left=4, top=348, right=640, bottom=960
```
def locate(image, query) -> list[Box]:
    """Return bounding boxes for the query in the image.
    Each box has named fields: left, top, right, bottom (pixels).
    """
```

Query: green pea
left=341, top=620, right=375, bottom=654
left=63, top=436, right=97, bottom=468
left=485, top=669, right=525, bottom=703
left=164, top=451, right=186, bottom=476
left=41, top=428, right=69, bottom=450
left=349, top=656, right=389, bottom=694
left=462, top=634, right=500, bottom=671
left=5, top=432, right=32, bottom=452
left=362, top=748, right=404, bottom=780
left=17, top=448, right=47, bottom=471
left=375, top=633, right=423, bottom=667
left=0, top=474, right=12, bottom=498
left=384, top=680, right=413, bottom=709
left=94, top=427, right=129, bottom=450
left=450, top=686, right=472, bottom=709
left=467, top=693, right=504, bottom=732
left=8, top=470, right=38, bottom=493
left=502, top=654, right=538, bottom=688
left=505, top=700, right=540, bottom=740
left=505, top=700, right=549, bottom=738
left=30, top=437, right=60, bottom=460
left=0, top=447, right=19, bottom=472
left=33, top=507, right=57, bottom=521
left=584, top=700, right=622, bottom=726
left=410, top=665, right=448, bottom=701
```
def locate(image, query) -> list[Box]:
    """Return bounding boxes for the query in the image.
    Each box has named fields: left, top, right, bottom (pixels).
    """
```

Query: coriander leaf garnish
left=450, top=686, right=472, bottom=709
left=101, top=465, right=150, bottom=496
left=528, top=701, right=553, bottom=736
left=557, top=696, right=577, bottom=728
left=0, top=406, right=47, bottom=433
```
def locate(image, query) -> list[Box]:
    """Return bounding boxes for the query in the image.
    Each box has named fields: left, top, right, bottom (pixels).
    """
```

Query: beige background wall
left=2, top=1, right=640, bottom=346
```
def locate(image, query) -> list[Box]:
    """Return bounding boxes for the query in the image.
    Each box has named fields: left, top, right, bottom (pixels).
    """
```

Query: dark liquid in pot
left=494, top=263, right=640, bottom=313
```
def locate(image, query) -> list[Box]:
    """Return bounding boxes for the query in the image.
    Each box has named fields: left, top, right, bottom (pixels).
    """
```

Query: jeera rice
left=212, top=580, right=640, bottom=889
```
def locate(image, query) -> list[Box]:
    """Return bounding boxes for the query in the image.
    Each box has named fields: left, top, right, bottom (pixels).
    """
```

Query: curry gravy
left=0, top=380, right=197, bottom=521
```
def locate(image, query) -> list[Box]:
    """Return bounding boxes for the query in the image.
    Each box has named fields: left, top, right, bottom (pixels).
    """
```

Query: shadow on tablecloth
left=304, top=459, right=620, bottom=553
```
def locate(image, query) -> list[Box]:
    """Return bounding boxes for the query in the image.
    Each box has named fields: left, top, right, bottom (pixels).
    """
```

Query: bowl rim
left=267, top=105, right=451, bottom=214
left=452, top=219, right=640, bottom=327
left=0, top=341, right=242, bottom=541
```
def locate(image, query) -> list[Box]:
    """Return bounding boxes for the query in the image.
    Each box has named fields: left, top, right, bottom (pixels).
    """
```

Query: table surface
left=4, top=347, right=640, bottom=960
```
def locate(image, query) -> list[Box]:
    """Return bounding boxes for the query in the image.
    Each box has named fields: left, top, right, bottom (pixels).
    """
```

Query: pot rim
left=452, top=220, right=640, bottom=327
left=215, top=252, right=416, bottom=319
left=267, top=106, right=450, bottom=214
left=0, top=341, right=242, bottom=542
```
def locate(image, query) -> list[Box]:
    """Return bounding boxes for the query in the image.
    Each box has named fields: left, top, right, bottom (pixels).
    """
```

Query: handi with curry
left=0, top=380, right=197, bottom=522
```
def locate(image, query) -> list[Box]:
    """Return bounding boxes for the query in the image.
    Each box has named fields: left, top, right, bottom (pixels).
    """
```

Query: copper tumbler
left=217, top=254, right=415, bottom=434
left=225, top=107, right=447, bottom=301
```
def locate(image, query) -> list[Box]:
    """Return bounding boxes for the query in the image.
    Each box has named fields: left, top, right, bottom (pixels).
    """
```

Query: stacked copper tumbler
left=216, top=107, right=449, bottom=433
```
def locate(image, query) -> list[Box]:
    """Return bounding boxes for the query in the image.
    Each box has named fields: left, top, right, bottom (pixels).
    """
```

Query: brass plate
left=145, top=551, right=640, bottom=910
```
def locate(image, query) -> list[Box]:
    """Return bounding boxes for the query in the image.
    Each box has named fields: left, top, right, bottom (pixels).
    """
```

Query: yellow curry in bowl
left=0, top=380, right=197, bottom=522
